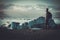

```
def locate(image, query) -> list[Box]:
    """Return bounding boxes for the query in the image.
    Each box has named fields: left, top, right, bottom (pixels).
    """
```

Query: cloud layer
left=0, top=0, right=60, bottom=24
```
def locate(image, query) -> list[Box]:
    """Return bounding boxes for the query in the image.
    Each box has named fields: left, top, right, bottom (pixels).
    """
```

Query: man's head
left=46, top=8, right=49, bottom=12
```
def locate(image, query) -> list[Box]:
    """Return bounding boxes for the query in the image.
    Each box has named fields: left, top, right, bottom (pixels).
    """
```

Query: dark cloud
left=55, top=12, right=60, bottom=18
left=48, top=5, right=60, bottom=11
left=0, top=1, right=8, bottom=19
left=3, top=0, right=60, bottom=4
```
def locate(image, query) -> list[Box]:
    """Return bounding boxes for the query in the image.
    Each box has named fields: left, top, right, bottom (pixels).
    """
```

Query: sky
left=0, top=0, right=60, bottom=24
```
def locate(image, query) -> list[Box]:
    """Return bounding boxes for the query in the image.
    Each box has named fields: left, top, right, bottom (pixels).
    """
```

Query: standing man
left=46, top=8, right=52, bottom=29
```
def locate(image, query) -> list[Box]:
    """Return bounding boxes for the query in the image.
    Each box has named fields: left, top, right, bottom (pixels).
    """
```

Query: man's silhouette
left=46, top=8, right=52, bottom=29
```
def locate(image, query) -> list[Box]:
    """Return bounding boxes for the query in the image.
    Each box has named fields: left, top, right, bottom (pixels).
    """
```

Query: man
left=46, top=8, right=52, bottom=29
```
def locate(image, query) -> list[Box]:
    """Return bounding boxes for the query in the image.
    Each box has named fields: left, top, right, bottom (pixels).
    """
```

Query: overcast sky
left=0, top=0, right=60, bottom=24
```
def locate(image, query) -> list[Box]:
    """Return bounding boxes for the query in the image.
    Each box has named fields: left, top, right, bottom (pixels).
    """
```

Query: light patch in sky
left=4, top=4, right=48, bottom=19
